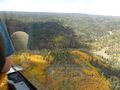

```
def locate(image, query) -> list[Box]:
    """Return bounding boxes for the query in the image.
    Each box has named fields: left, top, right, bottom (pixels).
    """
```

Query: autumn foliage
left=13, top=50, right=111, bottom=90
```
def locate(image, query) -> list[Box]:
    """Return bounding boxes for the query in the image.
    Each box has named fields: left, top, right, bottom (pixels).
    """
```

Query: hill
left=0, top=11, right=120, bottom=90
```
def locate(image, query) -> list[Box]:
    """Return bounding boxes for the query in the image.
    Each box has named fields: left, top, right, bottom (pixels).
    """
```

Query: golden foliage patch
left=13, top=50, right=111, bottom=90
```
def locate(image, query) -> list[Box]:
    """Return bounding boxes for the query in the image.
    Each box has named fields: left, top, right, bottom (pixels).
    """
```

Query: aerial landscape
left=0, top=11, right=120, bottom=90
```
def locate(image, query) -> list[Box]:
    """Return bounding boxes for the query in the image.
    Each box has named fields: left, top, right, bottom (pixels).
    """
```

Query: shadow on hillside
left=90, top=61, right=120, bottom=78
left=27, top=21, right=86, bottom=50
left=6, top=19, right=28, bottom=35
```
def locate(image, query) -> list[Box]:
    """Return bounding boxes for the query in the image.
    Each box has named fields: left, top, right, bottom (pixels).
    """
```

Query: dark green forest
left=1, top=11, right=120, bottom=49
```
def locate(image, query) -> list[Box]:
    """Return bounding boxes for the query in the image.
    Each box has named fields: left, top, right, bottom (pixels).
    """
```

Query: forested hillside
left=0, top=11, right=120, bottom=90
left=0, top=11, right=120, bottom=49
left=1, top=11, right=120, bottom=39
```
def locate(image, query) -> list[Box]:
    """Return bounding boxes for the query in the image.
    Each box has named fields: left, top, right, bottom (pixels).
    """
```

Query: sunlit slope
left=13, top=50, right=110, bottom=90
left=0, top=73, right=8, bottom=90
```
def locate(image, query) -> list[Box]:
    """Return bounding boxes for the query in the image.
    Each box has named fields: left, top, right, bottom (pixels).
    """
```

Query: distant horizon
left=1, top=11, right=120, bottom=17
left=1, top=0, right=120, bottom=16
